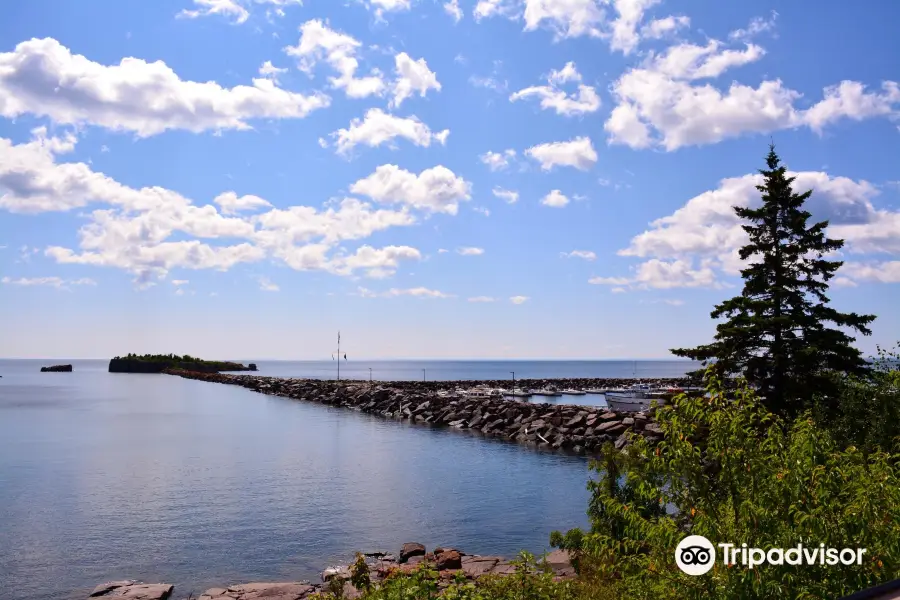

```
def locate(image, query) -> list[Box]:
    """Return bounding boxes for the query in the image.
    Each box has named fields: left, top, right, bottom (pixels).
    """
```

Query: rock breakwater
left=89, top=543, right=575, bottom=599
left=166, top=371, right=681, bottom=455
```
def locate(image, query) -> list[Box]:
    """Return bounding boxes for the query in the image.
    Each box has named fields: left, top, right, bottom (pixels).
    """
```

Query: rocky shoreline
left=165, top=371, right=692, bottom=455
left=88, top=543, right=575, bottom=599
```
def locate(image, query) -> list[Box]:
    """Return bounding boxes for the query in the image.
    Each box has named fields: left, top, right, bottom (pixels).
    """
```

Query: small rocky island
left=108, top=354, right=257, bottom=374
left=41, top=364, right=73, bottom=372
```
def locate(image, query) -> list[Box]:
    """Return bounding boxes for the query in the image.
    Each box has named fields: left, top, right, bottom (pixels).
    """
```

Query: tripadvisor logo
left=676, top=536, right=716, bottom=575
left=675, top=536, right=867, bottom=575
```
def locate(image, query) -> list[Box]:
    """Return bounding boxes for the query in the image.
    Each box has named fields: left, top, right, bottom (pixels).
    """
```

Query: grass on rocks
left=311, top=552, right=617, bottom=600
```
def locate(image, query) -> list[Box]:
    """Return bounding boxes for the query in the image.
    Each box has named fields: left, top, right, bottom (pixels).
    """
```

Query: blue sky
left=1, top=0, right=898, bottom=359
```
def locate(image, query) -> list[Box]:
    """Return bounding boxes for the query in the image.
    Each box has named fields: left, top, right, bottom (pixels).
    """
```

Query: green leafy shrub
left=312, top=553, right=616, bottom=600
left=814, top=342, right=900, bottom=454
left=357, top=561, right=440, bottom=600
left=351, top=552, right=372, bottom=592
left=552, top=369, right=900, bottom=599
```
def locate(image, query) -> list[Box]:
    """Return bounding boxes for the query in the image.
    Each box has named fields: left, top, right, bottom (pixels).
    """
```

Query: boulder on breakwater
left=41, top=364, right=73, bottom=372
left=89, top=543, right=575, bottom=599
left=166, top=371, right=681, bottom=455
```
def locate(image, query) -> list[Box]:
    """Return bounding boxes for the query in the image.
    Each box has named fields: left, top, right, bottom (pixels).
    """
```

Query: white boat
left=604, top=384, right=666, bottom=412
left=505, top=389, right=532, bottom=398
left=462, top=387, right=503, bottom=400
left=560, top=389, right=586, bottom=395
left=532, top=388, right=562, bottom=397
left=605, top=383, right=654, bottom=399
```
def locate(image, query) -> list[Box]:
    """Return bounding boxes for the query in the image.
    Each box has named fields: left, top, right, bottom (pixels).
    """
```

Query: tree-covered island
left=108, top=353, right=257, bottom=373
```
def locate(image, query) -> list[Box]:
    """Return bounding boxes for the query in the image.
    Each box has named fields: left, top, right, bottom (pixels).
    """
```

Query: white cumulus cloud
left=178, top=0, right=304, bottom=23
left=349, top=164, right=471, bottom=215
left=331, top=109, right=449, bottom=155
left=444, top=0, right=464, bottom=22
left=561, top=250, right=596, bottom=260
left=526, top=136, right=597, bottom=171
left=285, top=20, right=386, bottom=99
left=1, top=276, right=96, bottom=290
left=0, top=129, right=425, bottom=285
left=355, top=0, right=413, bottom=20
left=605, top=35, right=900, bottom=150
left=480, top=149, right=517, bottom=171
left=474, top=0, right=519, bottom=22
left=641, top=15, right=690, bottom=40
left=259, top=60, right=288, bottom=83
left=592, top=168, right=900, bottom=290
left=178, top=0, right=250, bottom=23
left=258, top=276, right=280, bottom=291
left=390, top=53, right=441, bottom=108
left=541, top=190, right=570, bottom=207
left=359, top=286, right=454, bottom=298
left=474, top=0, right=681, bottom=53
left=492, top=187, right=520, bottom=203
left=0, top=38, right=329, bottom=137
left=214, top=192, right=273, bottom=215
left=510, top=61, right=601, bottom=116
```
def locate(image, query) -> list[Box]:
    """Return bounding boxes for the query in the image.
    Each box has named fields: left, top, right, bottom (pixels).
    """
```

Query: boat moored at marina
left=604, top=384, right=666, bottom=412
left=560, top=388, right=586, bottom=395
left=531, top=388, right=562, bottom=397
left=460, top=387, right=505, bottom=400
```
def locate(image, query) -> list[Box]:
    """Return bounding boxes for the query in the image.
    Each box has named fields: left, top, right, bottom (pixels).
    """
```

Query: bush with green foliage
left=551, top=369, right=900, bottom=599
left=351, top=552, right=373, bottom=593
left=310, top=552, right=616, bottom=600
left=814, top=342, right=900, bottom=455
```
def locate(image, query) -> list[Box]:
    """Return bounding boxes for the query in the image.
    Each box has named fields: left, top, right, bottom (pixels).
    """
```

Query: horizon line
left=0, top=356, right=697, bottom=362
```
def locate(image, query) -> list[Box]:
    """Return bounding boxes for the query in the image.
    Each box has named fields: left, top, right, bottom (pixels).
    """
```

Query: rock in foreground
left=199, top=582, right=314, bottom=599
left=89, top=580, right=173, bottom=599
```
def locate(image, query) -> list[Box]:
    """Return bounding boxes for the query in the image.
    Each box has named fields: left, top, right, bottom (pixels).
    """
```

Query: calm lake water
left=0, top=359, right=697, bottom=600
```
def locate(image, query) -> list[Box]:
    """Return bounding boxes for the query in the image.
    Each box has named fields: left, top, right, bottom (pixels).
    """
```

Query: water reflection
left=0, top=362, right=593, bottom=600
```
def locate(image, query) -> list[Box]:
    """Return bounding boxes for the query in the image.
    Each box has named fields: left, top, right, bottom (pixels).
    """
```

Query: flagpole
left=337, top=331, right=341, bottom=382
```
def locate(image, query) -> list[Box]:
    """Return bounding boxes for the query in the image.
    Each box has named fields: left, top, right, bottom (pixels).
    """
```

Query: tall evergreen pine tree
left=671, top=145, right=876, bottom=417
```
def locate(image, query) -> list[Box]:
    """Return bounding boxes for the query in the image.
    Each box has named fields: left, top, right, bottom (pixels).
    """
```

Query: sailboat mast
left=337, top=331, right=341, bottom=382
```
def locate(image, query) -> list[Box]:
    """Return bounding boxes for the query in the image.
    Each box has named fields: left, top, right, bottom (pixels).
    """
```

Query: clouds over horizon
left=0, top=128, right=438, bottom=286
left=1, top=0, right=898, bottom=332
